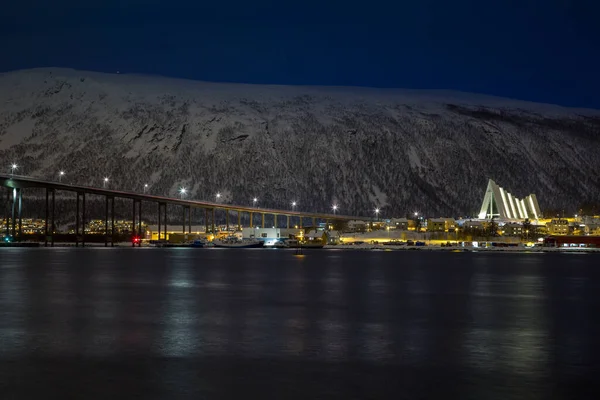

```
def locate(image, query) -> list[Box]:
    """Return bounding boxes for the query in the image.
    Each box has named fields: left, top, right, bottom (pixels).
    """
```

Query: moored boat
left=213, top=238, right=264, bottom=248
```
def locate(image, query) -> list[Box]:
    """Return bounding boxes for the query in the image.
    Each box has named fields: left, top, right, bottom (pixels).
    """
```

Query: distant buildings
left=389, top=218, right=412, bottom=230
left=501, top=222, right=523, bottom=237
left=546, top=219, right=569, bottom=235
left=426, top=218, right=456, bottom=232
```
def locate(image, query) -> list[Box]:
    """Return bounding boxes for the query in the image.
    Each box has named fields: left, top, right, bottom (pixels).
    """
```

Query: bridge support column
left=204, top=208, right=208, bottom=234
left=75, top=192, right=80, bottom=247
left=132, top=199, right=137, bottom=247
left=45, top=189, right=49, bottom=247
left=158, top=203, right=162, bottom=240
left=75, top=193, right=80, bottom=247
left=182, top=206, right=186, bottom=234
left=188, top=207, right=191, bottom=234
left=11, top=188, right=16, bottom=238
left=261, top=213, right=265, bottom=228
left=17, top=189, right=22, bottom=241
left=82, top=192, right=86, bottom=247
left=274, top=214, right=277, bottom=229
left=111, top=198, right=115, bottom=247
left=237, top=211, right=241, bottom=231
left=226, top=210, right=229, bottom=232
left=163, top=203, right=168, bottom=240
left=250, top=212, right=253, bottom=228
left=51, top=189, right=55, bottom=247
left=138, top=201, right=142, bottom=247
left=105, top=196, right=109, bottom=247
left=212, top=208, right=215, bottom=234
left=5, top=189, right=9, bottom=239
left=287, top=215, right=290, bottom=229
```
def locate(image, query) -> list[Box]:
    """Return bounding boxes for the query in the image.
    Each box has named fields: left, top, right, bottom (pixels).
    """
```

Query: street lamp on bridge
left=292, top=201, right=297, bottom=211
left=10, top=164, right=17, bottom=175
left=253, top=198, right=258, bottom=207
left=103, top=177, right=109, bottom=188
left=216, top=192, right=221, bottom=203
left=180, top=187, right=187, bottom=199
left=143, top=183, right=148, bottom=194
left=332, top=204, right=338, bottom=215
left=59, top=171, right=65, bottom=183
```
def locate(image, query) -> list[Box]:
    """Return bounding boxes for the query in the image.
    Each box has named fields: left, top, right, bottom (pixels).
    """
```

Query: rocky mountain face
left=1, top=68, right=599, bottom=219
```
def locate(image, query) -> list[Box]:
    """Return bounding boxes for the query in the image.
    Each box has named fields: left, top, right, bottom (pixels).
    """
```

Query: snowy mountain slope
left=0, top=68, right=599, bottom=217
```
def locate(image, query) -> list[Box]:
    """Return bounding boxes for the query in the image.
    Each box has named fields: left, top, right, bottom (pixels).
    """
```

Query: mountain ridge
left=0, top=68, right=599, bottom=217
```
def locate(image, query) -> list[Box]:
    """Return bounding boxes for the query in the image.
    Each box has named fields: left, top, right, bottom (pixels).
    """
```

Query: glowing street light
left=10, top=164, right=17, bottom=175
left=58, top=171, right=65, bottom=182
left=253, top=197, right=258, bottom=207
left=216, top=192, right=221, bottom=202
left=375, top=208, right=380, bottom=220
left=143, top=183, right=148, bottom=193
left=180, top=187, right=187, bottom=199
left=414, top=211, right=419, bottom=217
left=103, top=177, right=109, bottom=188
left=292, top=201, right=297, bottom=211
left=332, top=204, right=338, bottom=215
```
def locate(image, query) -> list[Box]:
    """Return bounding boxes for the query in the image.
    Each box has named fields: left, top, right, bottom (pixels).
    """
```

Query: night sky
left=1, top=0, right=598, bottom=108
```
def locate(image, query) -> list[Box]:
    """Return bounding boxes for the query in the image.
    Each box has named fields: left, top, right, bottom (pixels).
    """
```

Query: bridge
left=0, top=174, right=368, bottom=247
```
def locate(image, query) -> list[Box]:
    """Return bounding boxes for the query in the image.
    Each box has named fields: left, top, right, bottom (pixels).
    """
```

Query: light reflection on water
left=0, top=249, right=599, bottom=398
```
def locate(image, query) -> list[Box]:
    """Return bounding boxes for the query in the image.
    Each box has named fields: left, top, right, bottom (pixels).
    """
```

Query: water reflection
left=1, top=249, right=599, bottom=399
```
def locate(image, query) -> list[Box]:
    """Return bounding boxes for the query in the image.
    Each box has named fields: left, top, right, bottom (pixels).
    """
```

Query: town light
left=103, top=177, right=109, bottom=188
left=180, top=187, right=187, bottom=199
left=292, top=201, right=297, bottom=210
left=253, top=198, right=258, bottom=207
left=143, top=183, right=148, bottom=193
left=216, top=193, right=221, bottom=202
left=414, top=211, right=419, bottom=217
left=10, top=164, right=18, bottom=175
left=59, top=171, right=65, bottom=182
left=332, top=204, right=338, bottom=215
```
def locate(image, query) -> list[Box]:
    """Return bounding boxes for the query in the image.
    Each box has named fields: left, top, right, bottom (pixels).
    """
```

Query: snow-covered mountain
left=1, top=67, right=599, bottom=217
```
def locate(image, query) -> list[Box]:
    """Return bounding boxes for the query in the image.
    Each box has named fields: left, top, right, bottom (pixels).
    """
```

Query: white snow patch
left=408, top=146, right=423, bottom=169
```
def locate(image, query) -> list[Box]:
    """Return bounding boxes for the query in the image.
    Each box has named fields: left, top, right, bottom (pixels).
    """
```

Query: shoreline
left=1, top=242, right=599, bottom=253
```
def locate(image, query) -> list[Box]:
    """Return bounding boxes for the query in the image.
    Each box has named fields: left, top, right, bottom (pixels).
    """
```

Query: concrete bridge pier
left=51, top=189, right=55, bottom=247
left=212, top=208, right=216, bottom=234
left=104, top=196, right=109, bottom=247
left=261, top=213, right=265, bottom=228
left=237, top=210, right=241, bottom=231
left=82, top=192, right=86, bottom=247
left=75, top=193, right=80, bottom=246
left=132, top=199, right=137, bottom=247
left=44, top=189, right=49, bottom=247
left=137, top=200, right=142, bottom=247
left=111, top=197, right=115, bottom=247
left=17, top=189, right=22, bottom=241
left=187, top=206, right=191, bottom=234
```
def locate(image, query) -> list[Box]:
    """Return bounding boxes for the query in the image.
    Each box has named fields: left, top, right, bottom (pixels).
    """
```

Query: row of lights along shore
left=9, top=165, right=405, bottom=217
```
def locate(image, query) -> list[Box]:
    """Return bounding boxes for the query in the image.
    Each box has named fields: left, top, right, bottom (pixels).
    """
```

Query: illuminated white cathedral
left=478, top=179, right=541, bottom=220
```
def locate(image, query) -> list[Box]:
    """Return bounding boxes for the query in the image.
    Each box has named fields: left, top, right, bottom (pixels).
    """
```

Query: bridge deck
left=0, top=174, right=365, bottom=221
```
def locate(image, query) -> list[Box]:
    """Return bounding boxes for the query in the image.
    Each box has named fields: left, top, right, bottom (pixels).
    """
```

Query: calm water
left=0, top=248, right=599, bottom=399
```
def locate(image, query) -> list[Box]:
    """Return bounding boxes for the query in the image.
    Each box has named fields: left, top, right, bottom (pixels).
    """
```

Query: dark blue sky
left=2, top=0, right=599, bottom=108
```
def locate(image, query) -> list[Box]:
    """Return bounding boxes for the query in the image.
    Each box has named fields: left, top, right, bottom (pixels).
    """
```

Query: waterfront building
left=546, top=219, right=569, bottom=235
left=389, top=218, right=411, bottom=230
left=426, top=218, right=456, bottom=232
left=501, top=222, right=523, bottom=236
